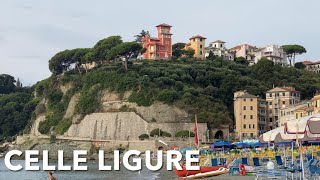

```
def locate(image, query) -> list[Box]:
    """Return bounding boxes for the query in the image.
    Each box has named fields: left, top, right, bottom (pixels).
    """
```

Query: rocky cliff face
left=31, top=89, right=207, bottom=140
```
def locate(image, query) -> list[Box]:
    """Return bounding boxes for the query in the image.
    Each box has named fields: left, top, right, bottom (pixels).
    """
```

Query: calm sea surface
left=0, top=160, right=178, bottom=180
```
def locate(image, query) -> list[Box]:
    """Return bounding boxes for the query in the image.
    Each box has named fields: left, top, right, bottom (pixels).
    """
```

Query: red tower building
left=142, top=23, right=172, bottom=59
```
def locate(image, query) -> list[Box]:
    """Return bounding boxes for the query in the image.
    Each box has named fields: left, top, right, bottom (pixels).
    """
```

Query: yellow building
left=184, top=35, right=206, bottom=59
left=279, top=101, right=313, bottom=126
left=234, top=91, right=268, bottom=140
left=312, top=92, right=320, bottom=113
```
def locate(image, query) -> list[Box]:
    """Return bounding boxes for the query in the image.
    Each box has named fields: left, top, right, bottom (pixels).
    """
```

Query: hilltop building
left=184, top=35, right=207, bottom=60
left=303, top=61, right=320, bottom=73
left=142, top=23, right=173, bottom=60
left=229, top=44, right=257, bottom=64
left=254, top=45, right=287, bottom=66
left=278, top=101, right=313, bottom=126
left=234, top=91, right=268, bottom=140
left=205, top=40, right=234, bottom=60
left=266, top=86, right=300, bottom=130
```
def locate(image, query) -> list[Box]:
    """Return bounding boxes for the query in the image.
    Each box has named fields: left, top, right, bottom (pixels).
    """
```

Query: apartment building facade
left=229, top=44, right=257, bottom=64
left=234, top=91, right=268, bottom=140
left=184, top=35, right=207, bottom=59
left=255, top=45, right=287, bottom=66
left=266, top=86, right=300, bottom=130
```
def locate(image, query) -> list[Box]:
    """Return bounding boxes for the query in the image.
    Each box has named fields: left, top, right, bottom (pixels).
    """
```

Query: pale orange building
left=234, top=91, right=268, bottom=140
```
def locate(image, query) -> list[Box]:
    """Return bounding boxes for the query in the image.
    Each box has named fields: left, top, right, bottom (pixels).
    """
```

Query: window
left=200, top=51, right=203, bottom=55
left=243, top=124, right=246, bottom=129
left=250, top=133, right=254, bottom=138
left=243, top=98, right=246, bottom=101
left=253, top=125, right=255, bottom=129
left=220, top=44, right=223, bottom=48
left=250, top=98, right=253, bottom=102
left=193, top=39, right=195, bottom=42
left=250, top=106, right=253, bottom=110
left=242, top=133, right=246, bottom=137
left=200, top=45, right=203, bottom=49
left=268, top=93, right=272, bottom=97
left=243, top=115, right=246, bottom=119
left=269, top=102, right=272, bottom=105
left=270, top=118, right=273, bottom=122
left=249, top=124, right=251, bottom=129
left=269, top=110, right=272, bottom=113
left=250, top=115, right=253, bottom=119
left=283, top=101, right=285, bottom=105
left=282, top=92, right=285, bottom=96
left=200, top=38, right=203, bottom=42
left=243, top=106, right=246, bottom=110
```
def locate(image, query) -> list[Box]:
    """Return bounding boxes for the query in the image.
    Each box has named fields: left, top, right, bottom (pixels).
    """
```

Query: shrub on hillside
left=175, top=130, right=195, bottom=138
left=138, top=134, right=149, bottom=140
left=157, top=89, right=179, bottom=104
left=150, top=128, right=172, bottom=137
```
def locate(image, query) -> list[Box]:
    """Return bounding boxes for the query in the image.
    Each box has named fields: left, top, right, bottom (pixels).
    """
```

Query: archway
left=214, top=130, right=224, bottom=139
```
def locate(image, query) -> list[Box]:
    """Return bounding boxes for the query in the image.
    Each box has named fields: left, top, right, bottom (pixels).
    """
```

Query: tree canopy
left=282, top=45, right=307, bottom=66
left=0, top=74, right=16, bottom=94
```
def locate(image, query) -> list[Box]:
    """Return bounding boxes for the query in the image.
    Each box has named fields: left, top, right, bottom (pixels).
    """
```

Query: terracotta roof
left=189, top=35, right=207, bottom=40
left=267, top=86, right=298, bottom=93
left=156, top=23, right=172, bottom=27
left=303, top=61, right=320, bottom=65
left=229, top=44, right=257, bottom=51
left=212, top=40, right=226, bottom=43
left=237, top=93, right=258, bottom=99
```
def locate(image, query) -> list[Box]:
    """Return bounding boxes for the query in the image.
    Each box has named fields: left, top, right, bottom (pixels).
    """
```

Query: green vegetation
left=38, top=86, right=75, bottom=135
left=175, top=130, right=195, bottom=138
left=150, top=128, right=172, bottom=137
left=0, top=74, right=37, bottom=140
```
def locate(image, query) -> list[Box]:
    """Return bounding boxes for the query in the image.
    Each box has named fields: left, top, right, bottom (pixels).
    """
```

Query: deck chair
left=211, top=158, right=218, bottom=166
left=241, top=157, right=248, bottom=165
left=275, top=155, right=284, bottom=166
left=253, top=157, right=261, bottom=167
left=219, top=158, right=226, bottom=165
left=307, top=154, right=313, bottom=161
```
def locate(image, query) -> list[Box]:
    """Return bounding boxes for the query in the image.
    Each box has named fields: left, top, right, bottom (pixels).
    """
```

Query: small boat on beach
left=177, top=167, right=229, bottom=179
left=175, top=165, right=228, bottom=177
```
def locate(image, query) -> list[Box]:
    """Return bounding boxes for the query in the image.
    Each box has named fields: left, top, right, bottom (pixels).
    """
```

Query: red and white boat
left=175, top=165, right=228, bottom=178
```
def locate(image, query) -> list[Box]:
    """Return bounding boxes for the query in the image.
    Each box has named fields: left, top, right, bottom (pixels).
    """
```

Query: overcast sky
left=1, top=0, right=319, bottom=85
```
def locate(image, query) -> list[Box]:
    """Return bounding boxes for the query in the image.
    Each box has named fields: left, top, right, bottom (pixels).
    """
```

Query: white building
left=205, top=40, right=234, bottom=60
left=254, top=45, right=287, bottom=66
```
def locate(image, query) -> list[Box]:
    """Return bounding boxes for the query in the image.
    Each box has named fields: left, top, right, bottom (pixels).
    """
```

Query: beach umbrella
left=213, top=141, right=232, bottom=146
left=235, top=142, right=250, bottom=149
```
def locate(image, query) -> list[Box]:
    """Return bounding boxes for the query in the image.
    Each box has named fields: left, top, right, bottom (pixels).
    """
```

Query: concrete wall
left=66, top=112, right=207, bottom=141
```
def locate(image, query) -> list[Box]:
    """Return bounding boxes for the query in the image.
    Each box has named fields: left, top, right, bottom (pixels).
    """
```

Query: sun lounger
left=253, top=157, right=261, bottom=167
left=241, top=157, right=248, bottom=165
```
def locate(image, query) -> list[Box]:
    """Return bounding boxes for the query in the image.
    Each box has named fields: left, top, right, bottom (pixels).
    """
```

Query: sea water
left=0, top=160, right=176, bottom=180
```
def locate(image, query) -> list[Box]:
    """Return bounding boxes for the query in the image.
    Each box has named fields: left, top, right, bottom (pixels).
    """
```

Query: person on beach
left=48, top=171, right=58, bottom=180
